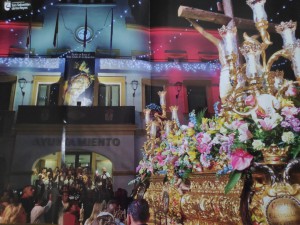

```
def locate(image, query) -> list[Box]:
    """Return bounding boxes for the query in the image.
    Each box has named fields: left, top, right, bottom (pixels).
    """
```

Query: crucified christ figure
left=187, top=18, right=238, bottom=104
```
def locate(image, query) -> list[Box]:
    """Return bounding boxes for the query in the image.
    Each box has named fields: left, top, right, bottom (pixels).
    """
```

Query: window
left=183, top=80, right=211, bottom=115
left=145, top=85, right=164, bottom=106
left=142, top=79, right=167, bottom=109
left=31, top=76, right=62, bottom=105
left=186, top=85, right=207, bottom=114
left=36, top=83, right=60, bottom=106
left=97, top=76, right=126, bottom=106
left=98, top=84, right=120, bottom=106
left=66, top=153, right=91, bottom=169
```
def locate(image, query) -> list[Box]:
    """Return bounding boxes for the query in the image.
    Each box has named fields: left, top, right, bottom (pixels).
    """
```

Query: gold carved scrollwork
left=144, top=173, right=243, bottom=225
left=249, top=161, right=300, bottom=225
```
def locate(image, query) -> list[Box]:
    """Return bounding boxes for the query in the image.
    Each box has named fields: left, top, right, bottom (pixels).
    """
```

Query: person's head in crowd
left=102, top=167, right=107, bottom=173
left=0, top=195, right=10, bottom=208
left=87, top=202, right=103, bottom=222
left=61, top=191, right=69, bottom=203
left=34, top=194, right=44, bottom=206
left=21, top=185, right=35, bottom=198
left=65, top=200, right=80, bottom=219
left=1, top=195, right=26, bottom=224
left=127, top=199, right=150, bottom=225
left=107, top=200, right=118, bottom=214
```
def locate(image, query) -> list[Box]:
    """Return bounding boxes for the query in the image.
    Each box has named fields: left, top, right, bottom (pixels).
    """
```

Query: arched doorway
left=31, top=151, right=113, bottom=187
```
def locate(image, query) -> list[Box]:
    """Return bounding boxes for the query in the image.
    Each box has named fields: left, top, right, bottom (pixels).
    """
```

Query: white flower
left=252, top=140, right=265, bottom=150
left=180, top=125, right=188, bottom=131
left=220, top=126, right=228, bottom=135
left=282, top=131, right=295, bottom=144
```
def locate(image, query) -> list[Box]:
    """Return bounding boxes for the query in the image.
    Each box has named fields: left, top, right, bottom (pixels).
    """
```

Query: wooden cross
left=178, top=0, right=277, bottom=32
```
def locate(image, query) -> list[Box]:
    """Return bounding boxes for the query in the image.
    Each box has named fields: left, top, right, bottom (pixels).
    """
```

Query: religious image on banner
left=63, top=52, right=95, bottom=106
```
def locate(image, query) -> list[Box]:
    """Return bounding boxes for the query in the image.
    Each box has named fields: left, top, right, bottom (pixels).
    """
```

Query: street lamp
left=131, top=80, right=139, bottom=98
left=175, top=81, right=183, bottom=99
left=18, top=78, right=27, bottom=105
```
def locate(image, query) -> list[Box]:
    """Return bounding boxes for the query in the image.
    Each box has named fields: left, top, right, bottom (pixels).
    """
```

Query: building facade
left=0, top=0, right=221, bottom=193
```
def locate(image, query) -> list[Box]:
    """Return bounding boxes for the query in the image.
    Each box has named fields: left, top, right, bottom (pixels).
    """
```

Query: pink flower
left=228, top=120, right=245, bottom=130
left=188, top=122, right=194, bottom=128
left=231, top=149, right=253, bottom=171
left=256, top=108, right=268, bottom=118
left=197, top=143, right=211, bottom=153
left=281, top=106, right=299, bottom=117
left=258, top=113, right=282, bottom=131
left=196, top=132, right=211, bottom=144
left=285, top=84, right=297, bottom=97
left=245, top=95, right=256, bottom=106
left=156, top=153, right=166, bottom=166
left=238, top=123, right=253, bottom=142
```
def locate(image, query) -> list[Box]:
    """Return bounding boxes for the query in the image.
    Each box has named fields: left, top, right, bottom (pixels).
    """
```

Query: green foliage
left=196, top=108, right=207, bottom=131
left=291, top=138, right=300, bottom=158
left=225, top=170, right=242, bottom=194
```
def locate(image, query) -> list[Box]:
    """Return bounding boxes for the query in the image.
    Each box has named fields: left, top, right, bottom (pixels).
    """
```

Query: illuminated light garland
left=0, top=57, right=61, bottom=69
left=2, top=0, right=295, bottom=60
left=152, top=61, right=221, bottom=73
left=99, top=59, right=220, bottom=72
left=100, top=59, right=152, bottom=71
left=0, top=57, right=220, bottom=73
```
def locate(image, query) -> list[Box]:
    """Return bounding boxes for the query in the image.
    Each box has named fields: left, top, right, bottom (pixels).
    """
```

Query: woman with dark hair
left=84, top=201, right=105, bottom=225
left=62, top=200, right=80, bottom=225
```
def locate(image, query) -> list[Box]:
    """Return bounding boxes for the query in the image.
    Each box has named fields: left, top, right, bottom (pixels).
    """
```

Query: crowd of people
left=0, top=165, right=150, bottom=225
left=32, top=165, right=114, bottom=202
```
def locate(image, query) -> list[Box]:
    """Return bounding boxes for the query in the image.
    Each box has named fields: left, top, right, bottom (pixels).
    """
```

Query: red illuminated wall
left=150, top=27, right=219, bottom=62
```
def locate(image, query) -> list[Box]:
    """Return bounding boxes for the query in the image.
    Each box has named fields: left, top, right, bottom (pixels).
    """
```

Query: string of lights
left=0, top=57, right=221, bottom=73
left=1, top=0, right=298, bottom=66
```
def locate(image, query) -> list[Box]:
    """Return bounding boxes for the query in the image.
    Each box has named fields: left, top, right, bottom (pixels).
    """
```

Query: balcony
left=16, top=106, right=135, bottom=125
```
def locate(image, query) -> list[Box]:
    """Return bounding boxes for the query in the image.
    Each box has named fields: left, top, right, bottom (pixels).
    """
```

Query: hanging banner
left=63, top=52, right=95, bottom=106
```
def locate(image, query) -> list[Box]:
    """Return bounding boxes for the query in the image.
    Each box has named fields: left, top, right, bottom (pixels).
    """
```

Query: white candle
left=247, top=0, right=267, bottom=23
left=165, top=120, right=172, bottom=136
left=218, top=25, right=238, bottom=56
left=158, top=91, right=167, bottom=106
left=276, top=21, right=297, bottom=48
left=150, top=121, right=157, bottom=138
left=170, top=106, right=179, bottom=121
left=144, top=108, right=151, bottom=125
left=240, top=42, right=263, bottom=79
left=292, top=43, right=300, bottom=79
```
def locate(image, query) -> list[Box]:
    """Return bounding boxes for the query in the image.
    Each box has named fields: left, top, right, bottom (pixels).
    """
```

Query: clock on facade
left=74, top=26, right=94, bottom=43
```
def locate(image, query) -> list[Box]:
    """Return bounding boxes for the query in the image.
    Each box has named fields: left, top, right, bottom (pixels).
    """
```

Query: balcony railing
left=16, top=106, right=135, bottom=125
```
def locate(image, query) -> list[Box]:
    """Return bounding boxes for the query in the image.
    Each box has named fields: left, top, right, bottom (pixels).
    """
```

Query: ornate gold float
left=144, top=173, right=243, bottom=225
left=135, top=0, right=300, bottom=224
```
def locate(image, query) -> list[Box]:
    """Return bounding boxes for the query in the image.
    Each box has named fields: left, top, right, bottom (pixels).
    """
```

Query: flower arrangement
left=135, top=80, right=300, bottom=193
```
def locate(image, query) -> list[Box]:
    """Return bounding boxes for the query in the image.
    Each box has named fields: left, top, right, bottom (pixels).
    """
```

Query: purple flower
left=281, top=121, right=290, bottom=128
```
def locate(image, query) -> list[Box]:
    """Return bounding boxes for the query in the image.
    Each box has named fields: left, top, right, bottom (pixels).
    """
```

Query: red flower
left=231, top=149, right=253, bottom=171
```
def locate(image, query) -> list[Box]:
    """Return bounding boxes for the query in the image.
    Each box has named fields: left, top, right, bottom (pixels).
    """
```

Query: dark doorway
left=0, top=82, right=13, bottom=110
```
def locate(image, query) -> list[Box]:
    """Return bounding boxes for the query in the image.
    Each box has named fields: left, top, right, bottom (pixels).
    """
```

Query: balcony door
left=0, top=76, right=16, bottom=110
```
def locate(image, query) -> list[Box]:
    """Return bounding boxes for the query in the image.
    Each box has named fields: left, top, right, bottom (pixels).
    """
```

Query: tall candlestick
left=218, top=25, right=238, bottom=57
left=150, top=121, right=157, bottom=138
left=240, top=42, right=263, bottom=79
left=144, top=108, right=151, bottom=125
left=247, top=0, right=267, bottom=23
left=158, top=91, right=167, bottom=106
left=276, top=21, right=297, bottom=49
left=170, top=106, right=179, bottom=122
left=292, top=40, right=300, bottom=80
left=164, top=120, right=172, bottom=136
